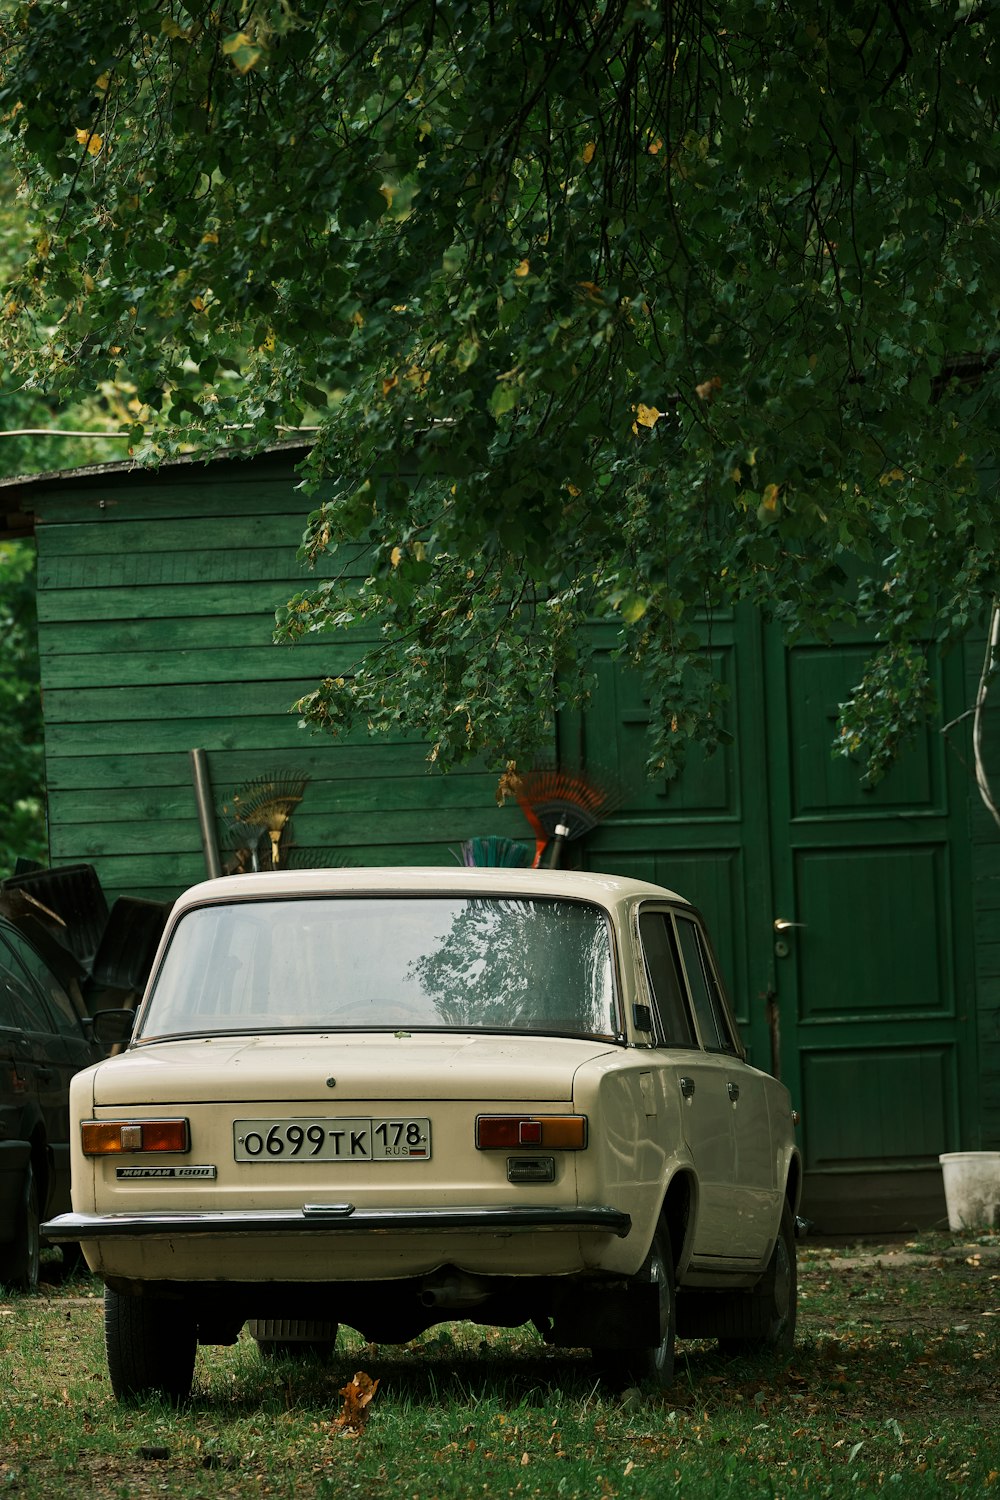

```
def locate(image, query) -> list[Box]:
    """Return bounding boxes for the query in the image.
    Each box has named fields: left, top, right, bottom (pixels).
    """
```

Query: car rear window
left=137, top=895, right=619, bottom=1041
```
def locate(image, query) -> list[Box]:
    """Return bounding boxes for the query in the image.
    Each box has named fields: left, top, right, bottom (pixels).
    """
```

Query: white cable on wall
left=973, top=599, right=1000, bottom=829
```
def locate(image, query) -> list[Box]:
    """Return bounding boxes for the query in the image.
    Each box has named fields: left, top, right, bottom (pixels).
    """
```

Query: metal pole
left=189, top=748, right=222, bottom=879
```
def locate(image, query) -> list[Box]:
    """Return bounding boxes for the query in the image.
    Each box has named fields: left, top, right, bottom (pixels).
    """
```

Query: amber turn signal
left=81, top=1119, right=190, bottom=1156
left=476, top=1115, right=587, bottom=1150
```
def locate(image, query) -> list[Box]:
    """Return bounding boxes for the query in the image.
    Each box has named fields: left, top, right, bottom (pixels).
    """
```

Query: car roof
left=171, top=867, right=692, bottom=914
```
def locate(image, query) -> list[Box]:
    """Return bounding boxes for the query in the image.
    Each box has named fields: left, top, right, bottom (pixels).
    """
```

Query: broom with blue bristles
left=456, top=835, right=533, bottom=868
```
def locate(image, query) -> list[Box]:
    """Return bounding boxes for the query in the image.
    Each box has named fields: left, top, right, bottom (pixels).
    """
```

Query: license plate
left=234, top=1117, right=431, bottom=1162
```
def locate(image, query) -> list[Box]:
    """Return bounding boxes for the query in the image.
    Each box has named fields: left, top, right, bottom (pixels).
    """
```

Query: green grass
left=3, top=1235, right=1000, bottom=1497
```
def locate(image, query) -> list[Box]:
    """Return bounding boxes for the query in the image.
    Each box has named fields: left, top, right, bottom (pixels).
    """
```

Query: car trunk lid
left=90, top=1031, right=620, bottom=1106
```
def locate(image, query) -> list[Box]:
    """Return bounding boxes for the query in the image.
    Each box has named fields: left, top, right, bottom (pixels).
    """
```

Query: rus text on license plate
left=234, top=1118, right=431, bottom=1162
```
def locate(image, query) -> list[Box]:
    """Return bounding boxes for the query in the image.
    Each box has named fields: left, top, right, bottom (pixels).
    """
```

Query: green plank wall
left=29, top=449, right=528, bottom=903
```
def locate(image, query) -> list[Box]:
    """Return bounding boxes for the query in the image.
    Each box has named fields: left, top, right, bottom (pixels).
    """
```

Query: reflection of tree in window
left=411, top=898, right=616, bottom=1036
left=638, top=913, right=696, bottom=1047
left=676, top=918, right=736, bottom=1054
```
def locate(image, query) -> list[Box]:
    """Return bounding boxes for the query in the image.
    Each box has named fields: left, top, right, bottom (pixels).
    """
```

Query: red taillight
left=476, top=1115, right=587, bottom=1150
left=81, top=1119, right=190, bottom=1156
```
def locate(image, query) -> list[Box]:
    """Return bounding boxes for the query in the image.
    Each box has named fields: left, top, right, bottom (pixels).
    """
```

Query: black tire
left=104, top=1288, right=197, bottom=1403
left=593, top=1222, right=676, bottom=1388
left=719, top=1200, right=797, bottom=1356
left=0, top=1161, right=41, bottom=1293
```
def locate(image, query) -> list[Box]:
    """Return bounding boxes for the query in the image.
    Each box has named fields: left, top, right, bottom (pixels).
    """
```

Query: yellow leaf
left=83, top=272, right=95, bottom=293
left=761, top=482, right=781, bottom=512
left=695, top=375, right=722, bottom=401
left=201, top=231, right=219, bottom=245
left=3, top=300, right=19, bottom=320
left=514, top=258, right=530, bottom=277
left=578, top=280, right=603, bottom=302
left=565, top=482, right=581, bottom=497
left=351, top=310, right=365, bottom=328
left=75, top=128, right=103, bottom=156
left=635, top=403, right=662, bottom=429
left=382, top=374, right=398, bottom=395
left=390, top=545, right=402, bottom=567
left=582, top=141, right=596, bottom=164
left=222, top=32, right=263, bottom=74
left=380, top=183, right=394, bottom=207
left=648, top=137, right=663, bottom=155
left=191, top=295, right=206, bottom=312
left=95, top=72, right=110, bottom=92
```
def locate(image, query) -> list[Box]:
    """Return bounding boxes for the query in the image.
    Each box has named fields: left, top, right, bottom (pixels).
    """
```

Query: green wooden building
left=2, top=445, right=997, bottom=1233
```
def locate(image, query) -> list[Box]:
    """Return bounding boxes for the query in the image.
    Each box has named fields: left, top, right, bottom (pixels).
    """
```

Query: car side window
left=637, top=911, right=697, bottom=1047
left=674, top=916, right=740, bottom=1055
left=0, top=931, right=57, bottom=1035
left=1, top=928, right=83, bottom=1038
left=0, top=970, right=25, bottom=1030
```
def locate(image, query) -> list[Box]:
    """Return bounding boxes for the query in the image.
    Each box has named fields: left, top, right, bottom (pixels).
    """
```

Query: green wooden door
left=759, top=630, right=978, bottom=1214
left=567, top=609, right=979, bottom=1226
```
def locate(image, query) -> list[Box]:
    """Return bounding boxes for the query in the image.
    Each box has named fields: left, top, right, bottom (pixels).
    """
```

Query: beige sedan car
left=43, top=868, right=801, bottom=1401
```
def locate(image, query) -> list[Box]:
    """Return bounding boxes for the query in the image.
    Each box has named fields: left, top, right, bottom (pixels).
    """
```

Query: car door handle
left=679, top=1076, right=695, bottom=1099
left=727, top=1081, right=740, bottom=1103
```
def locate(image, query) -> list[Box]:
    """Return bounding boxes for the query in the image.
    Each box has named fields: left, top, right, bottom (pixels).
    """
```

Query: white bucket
left=939, top=1152, right=1000, bottom=1231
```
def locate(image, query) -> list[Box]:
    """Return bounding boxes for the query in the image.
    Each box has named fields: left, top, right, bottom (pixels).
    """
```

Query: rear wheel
left=719, top=1200, right=797, bottom=1356
left=104, top=1288, right=197, bottom=1403
left=593, top=1223, right=676, bottom=1387
left=0, top=1162, right=41, bottom=1293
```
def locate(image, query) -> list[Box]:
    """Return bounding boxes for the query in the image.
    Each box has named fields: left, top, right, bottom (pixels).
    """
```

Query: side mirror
left=92, top=1008, right=136, bottom=1046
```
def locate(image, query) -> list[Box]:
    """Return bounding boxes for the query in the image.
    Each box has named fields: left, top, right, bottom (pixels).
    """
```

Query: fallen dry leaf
left=331, top=1370, right=379, bottom=1437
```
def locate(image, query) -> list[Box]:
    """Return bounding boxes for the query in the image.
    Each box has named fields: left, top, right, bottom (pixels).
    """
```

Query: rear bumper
left=42, top=1203, right=632, bottom=1241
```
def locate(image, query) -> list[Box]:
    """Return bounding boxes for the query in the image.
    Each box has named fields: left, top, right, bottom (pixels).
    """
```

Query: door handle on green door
left=774, top=918, right=802, bottom=959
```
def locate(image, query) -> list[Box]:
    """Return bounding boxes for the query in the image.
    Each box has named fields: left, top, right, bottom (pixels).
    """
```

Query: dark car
left=0, top=914, right=101, bottom=1290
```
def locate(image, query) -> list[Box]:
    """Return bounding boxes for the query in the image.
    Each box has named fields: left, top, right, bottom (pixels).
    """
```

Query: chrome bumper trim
left=42, top=1204, right=631, bottom=1241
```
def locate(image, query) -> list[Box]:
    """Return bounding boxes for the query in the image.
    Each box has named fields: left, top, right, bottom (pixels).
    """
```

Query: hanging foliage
left=1, top=1, right=998, bottom=780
